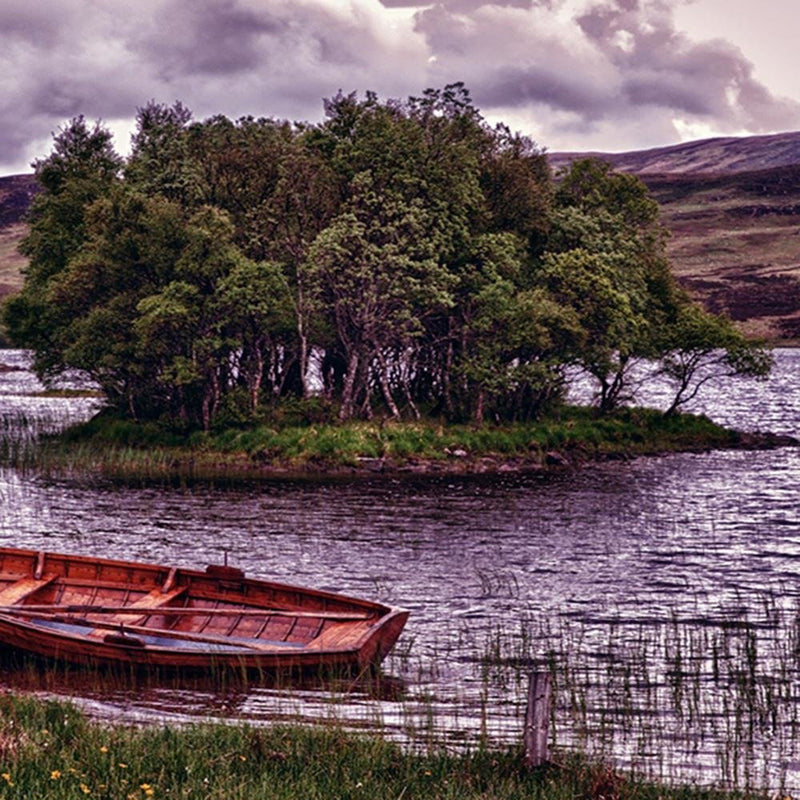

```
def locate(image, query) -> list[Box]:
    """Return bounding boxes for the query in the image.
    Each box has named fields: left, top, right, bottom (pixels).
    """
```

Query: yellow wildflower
left=80, top=783, right=91, bottom=794
left=51, top=769, right=62, bottom=780
left=100, top=745, right=109, bottom=753
left=141, top=783, right=155, bottom=797
left=1, top=772, right=13, bottom=785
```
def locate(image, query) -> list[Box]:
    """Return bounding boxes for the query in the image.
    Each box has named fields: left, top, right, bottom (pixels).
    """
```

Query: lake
left=1, top=348, right=799, bottom=792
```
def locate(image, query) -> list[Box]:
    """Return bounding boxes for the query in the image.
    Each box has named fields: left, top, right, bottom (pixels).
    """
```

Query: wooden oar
left=0, top=604, right=371, bottom=621
left=1, top=610, right=310, bottom=652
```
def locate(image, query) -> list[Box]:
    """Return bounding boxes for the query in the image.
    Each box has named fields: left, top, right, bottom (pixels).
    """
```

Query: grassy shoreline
left=0, top=692, right=753, bottom=799
left=16, top=406, right=795, bottom=480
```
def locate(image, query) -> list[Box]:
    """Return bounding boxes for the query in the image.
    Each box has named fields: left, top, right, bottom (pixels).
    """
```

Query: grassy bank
left=0, top=692, right=748, bottom=799
left=10, top=405, right=789, bottom=480
left=0, top=407, right=740, bottom=479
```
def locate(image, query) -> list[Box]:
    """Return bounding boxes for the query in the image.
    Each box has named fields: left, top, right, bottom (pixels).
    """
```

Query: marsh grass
left=0, top=692, right=755, bottom=800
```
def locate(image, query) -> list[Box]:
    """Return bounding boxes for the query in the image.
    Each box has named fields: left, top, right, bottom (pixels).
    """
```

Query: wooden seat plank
left=307, top=620, right=373, bottom=650
left=0, top=574, right=58, bottom=606
left=127, top=585, right=187, bottom=610
left=88, top=585, right=187, bottom=638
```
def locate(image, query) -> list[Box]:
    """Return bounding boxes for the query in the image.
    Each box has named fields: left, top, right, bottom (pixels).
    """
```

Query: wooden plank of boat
left=0, top=574, right=58, bottom=604
left=0, top=605, right=373, bottom=621
left=8, top=611, right=306, bottom=652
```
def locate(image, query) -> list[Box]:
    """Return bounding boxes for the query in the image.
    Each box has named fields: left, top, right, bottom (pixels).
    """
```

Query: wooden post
left=524, top=670, right=551, bottom=768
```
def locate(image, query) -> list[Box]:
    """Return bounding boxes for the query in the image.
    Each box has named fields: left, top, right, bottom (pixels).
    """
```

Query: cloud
left=0, top=0, right=427, bottom=172
left=1, top=0, right=799, bottom=172
left=412, top=0, right=800, bottom=149
left=586, top=0, right=800, bottom=133
left=380, top=0, right=539, bottom=9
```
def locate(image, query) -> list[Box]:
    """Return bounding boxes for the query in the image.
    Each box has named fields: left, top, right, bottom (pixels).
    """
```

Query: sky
left=2, top=0, right=799, bottom=176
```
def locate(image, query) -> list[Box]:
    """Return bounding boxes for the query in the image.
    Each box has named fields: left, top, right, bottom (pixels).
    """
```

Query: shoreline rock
left=223, top=428, right=799, bottom=480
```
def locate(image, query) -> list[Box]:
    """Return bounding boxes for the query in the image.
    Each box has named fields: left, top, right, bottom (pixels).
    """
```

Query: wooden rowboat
left=0, top=547, right=409, bottom=673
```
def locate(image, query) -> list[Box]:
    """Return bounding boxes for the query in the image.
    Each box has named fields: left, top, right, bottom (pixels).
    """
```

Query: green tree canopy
left=3, top=91, right=770, bottom=429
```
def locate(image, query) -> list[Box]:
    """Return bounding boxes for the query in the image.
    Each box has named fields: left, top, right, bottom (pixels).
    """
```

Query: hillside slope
left=549, top=130, right=800, bottom=176
left=551, top=132, right=800, bottom=342
left=0, top=174, right=37, bottom=302
left=3, top=132, right=800, bottom=341
left=644, top=165, right=800, bottom=340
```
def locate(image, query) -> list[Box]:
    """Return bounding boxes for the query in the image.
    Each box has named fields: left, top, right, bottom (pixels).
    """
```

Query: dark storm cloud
left=481, top=65, right=610, bottom=116
left=138, top=0, right=287, bottom=77
left=3, top=7, right=61, bottom=47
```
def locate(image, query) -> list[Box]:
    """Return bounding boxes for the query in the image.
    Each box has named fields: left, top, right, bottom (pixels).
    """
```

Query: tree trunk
left=249, top=339, right=265, bottom=412
left=127, top=386, right=138, bottom=422
left=443, top=332, right=454, bottom=417
left=296, top=282, right=311, bottom=399
left=474, top=387, right=485, bottom=425
left=402, top=367, right=420, bottom=421
left=339, top=351, right=360, bottom=421
left=375, top=349, right=401, bottom=419
left=201, top=392, right=211, bottom=432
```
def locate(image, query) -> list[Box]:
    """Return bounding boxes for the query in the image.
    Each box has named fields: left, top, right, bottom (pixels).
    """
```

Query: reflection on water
left=1, top=349, right=799, bottom=791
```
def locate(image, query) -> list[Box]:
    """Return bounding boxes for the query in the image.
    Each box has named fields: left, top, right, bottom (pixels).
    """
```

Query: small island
left=2, top=88, right=774, bottom=479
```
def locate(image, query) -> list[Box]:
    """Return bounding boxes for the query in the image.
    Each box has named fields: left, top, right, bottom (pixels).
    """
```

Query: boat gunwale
left=0, top=546, right=397, bottom=615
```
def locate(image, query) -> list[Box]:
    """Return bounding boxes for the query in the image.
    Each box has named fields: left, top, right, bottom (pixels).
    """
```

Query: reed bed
left=449, top=590, right=800, bottom=796
left=0, top=407, right=744, bottom=482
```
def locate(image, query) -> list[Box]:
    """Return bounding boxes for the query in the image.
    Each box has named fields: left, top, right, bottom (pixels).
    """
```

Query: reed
left=457, top=589, right=800, bottom=795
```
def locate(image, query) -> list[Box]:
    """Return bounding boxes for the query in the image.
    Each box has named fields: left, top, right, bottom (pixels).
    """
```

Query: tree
left=42, top=189, right=191, bottom=418
left=547, top=160, right=681, bottom=411
left=480, top=124, right=551, bottom=254
left=4, top=116, right=121, bottom=378
left=657, top=304, right=772, bottom=416
left=539, top=246, right=645, bottom=411
left=216, top=259, right=294, bottom=411
left=125, top=101, right=199, bottom=204
left=307, top=172, right=452, bottom=420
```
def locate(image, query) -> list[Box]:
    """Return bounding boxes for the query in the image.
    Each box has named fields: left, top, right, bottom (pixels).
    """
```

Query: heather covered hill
left=548, top=131, right=800, bottom=176
left=644, top=164, right=800, bottom=341
left=4, top=130, right=800, bottom=342
left=551, top=132, right=800, bottom=342
left=0, top=174, right=38, bottom=302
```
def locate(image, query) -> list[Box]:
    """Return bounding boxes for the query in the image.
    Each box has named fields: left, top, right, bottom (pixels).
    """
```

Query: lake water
left=1, top=349, right=799, bottom=792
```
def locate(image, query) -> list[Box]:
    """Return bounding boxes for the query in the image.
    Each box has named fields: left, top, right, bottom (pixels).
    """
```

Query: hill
left=0, top=174, right=38, bottom=302
left=550, top=131, right=800, bottom=342
left=548, top=130, right=800, bottom=176
left=3, top=131, right=800, bottom=341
